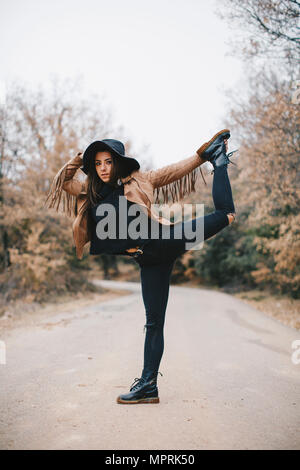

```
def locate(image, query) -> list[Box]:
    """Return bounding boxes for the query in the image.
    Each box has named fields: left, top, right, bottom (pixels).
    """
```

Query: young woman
left=44, top=130, right=238, bottom=405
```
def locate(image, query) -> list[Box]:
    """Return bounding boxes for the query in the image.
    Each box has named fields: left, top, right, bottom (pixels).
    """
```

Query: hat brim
left=84, top=141, right=124, bottom=159
left=80, top=140, right=140, bottom=175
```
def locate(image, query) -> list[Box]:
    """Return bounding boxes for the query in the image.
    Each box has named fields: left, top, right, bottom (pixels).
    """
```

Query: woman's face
left=94, top=151, right=114, bottom=183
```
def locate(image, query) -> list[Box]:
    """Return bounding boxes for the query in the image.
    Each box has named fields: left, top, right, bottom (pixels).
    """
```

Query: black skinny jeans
left=131, top=165, right=235, bottom=381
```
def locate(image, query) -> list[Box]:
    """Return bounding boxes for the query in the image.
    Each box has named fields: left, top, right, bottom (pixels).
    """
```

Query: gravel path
left=0, top=280, right=299, bottom=450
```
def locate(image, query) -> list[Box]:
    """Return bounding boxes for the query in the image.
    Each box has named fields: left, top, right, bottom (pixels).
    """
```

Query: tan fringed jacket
left=44, top=152, right=207, bottom=259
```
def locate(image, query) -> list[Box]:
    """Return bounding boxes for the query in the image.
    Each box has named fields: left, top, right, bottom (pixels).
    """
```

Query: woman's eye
left=96, top=161, right=112, bottom=166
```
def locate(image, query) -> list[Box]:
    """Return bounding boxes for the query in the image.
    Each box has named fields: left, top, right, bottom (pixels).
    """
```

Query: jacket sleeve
left=145, top=153, right=203, bottom=189
left=43, top=152, right=85, bottom=217
left=143, top=153, right=207, bottom=205
left=62, top=154, right=85, bottom=196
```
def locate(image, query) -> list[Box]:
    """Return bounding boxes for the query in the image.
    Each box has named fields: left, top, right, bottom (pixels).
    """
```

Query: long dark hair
left=83, top=150, right=127, bottom=240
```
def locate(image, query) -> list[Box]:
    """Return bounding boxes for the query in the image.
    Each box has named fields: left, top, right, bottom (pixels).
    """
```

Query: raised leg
left=157, top=162, right=236, bottom=263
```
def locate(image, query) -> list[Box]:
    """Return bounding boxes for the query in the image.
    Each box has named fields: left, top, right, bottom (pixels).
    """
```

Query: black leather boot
left=116, top=373, right=161, bottom=404
left=196, top=129, right=231, bottom=160
left=197, top=129, right=239, bottom=172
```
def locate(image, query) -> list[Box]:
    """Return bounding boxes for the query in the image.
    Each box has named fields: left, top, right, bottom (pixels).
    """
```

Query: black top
left=89, top=182, right=164, bottom=255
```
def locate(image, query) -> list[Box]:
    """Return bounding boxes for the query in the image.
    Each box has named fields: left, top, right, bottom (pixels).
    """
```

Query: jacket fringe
left=153, top=165, right=207, bottom=205
left=43, top=160, right=78, bottom=218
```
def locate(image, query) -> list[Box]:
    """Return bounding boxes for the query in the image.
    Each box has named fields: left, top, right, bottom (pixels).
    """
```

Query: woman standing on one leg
left=44, top=130, right=238, bottom=405
left=117, top=133, right=237, bottom=404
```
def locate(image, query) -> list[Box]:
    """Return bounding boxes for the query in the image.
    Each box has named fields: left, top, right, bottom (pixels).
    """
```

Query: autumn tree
left=194, top=0, right=300, bottom=297
left=0, top=78, right=148, bottom=305
left=217, top=0, right=300, bottom=74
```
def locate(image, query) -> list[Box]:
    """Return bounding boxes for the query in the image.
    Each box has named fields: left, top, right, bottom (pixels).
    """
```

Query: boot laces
left=130, top=377, right=145, bottom=391
left=227, top=148, right=239, bottom=163
left=130, top=372, right=163, bottom=391
left=211, top=148, right=239, bottom=175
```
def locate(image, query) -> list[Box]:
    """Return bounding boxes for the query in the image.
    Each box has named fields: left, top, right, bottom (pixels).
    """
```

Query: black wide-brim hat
left=81, top=138, right=140, bottom=176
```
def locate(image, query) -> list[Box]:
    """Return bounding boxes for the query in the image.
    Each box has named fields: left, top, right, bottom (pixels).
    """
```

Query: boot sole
left=197, top=129, right=230, bottom=159
left=116, top=396, right=160, bottom=404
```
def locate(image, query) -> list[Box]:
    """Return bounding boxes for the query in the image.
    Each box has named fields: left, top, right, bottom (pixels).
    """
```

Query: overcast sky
left=0, top=0, right=244, bottom=167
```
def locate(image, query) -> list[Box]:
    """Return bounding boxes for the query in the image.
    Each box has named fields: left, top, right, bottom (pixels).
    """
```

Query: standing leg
left=116, top=259, right=174, bottom=404
left=140, top=261, right=175, bottom=380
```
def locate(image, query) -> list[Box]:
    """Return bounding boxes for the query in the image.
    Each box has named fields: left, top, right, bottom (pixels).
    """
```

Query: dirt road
left=0, top=280, right=299, bottom=450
